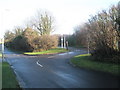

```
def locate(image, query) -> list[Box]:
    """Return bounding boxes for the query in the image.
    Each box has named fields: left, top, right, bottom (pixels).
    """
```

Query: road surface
left=4, top=47, right=119, bottom=88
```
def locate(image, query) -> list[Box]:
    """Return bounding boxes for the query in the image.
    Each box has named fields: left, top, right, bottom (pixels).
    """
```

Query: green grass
left=71, top=54, right=120, bottom=75
left=0, top=62, right=1, bottom=89
left=0, top=54, right=2, bottom=57
left=24, top=48, right=68, bottom=55
left=2, top=62, right=20, bottom=88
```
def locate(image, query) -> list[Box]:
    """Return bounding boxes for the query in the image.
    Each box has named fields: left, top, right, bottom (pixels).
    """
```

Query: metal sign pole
left=61, top=35, right=63, bottom=48
left=64, top=35, right=66, bottom=48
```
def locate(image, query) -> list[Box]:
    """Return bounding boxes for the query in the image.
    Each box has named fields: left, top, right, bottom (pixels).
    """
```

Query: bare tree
left=109, top=2, right=120, bottom=32
left=87, top=8, right=119, bottom=59
left=71, top=2, right=120, bottom=63
left=4, top=30, right=15, bottom=42
left=74, top=25, right=88, bottom=47
left=13, top=26, right=24, bottom=36
left=33, top=11, right=54, bottom=35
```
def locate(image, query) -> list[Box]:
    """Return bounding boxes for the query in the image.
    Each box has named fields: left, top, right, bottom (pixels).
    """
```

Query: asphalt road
left=4, top=47, right=119, bottom=88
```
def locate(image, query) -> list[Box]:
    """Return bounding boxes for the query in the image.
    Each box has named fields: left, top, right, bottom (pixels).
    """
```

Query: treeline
left=68, top=2, right=120, bottom=63
left=4, top=11, right=58, bottom=52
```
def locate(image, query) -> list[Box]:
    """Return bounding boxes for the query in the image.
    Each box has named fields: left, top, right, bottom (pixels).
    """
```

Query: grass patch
left=0, top=54, right=2, bottom=57
left=2, top=62, right=20, bottom=88
left=71, top=54, right=120, bottom=75
left=24, top=48, right=68, bottom=55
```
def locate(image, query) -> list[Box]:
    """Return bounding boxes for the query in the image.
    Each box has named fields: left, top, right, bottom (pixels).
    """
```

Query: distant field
left=24, top=48, right=68, bottom=55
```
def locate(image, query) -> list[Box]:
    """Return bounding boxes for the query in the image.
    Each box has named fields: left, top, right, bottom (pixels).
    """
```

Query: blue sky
left=0, top=0, right=119, bottom=38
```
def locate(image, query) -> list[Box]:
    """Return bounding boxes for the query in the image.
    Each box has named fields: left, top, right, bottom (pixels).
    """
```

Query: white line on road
left=36, top=61, right=43, bottom=67
left=47, top=56, right=55, bottom=58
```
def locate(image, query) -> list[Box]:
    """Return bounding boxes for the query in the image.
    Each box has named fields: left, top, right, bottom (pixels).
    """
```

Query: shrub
left=33, top=35, right=58, bottom=51
left=11, top=35, right=33, bottom=51
left=7, top=27, right=39, bottom=52
left=5, top=27, right=58, bottom=52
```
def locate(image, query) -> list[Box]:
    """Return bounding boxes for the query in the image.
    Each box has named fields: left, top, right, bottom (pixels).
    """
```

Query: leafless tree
left=33, top=10, right=55, bottom=35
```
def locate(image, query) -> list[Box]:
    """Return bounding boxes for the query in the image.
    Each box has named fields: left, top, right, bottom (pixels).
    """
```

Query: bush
left=33, top=35, right=58, bottom=51
left=7, top=28, right=38, bottom=52
left=22, top=27, right=39, bottom=51
left=91, top=47, right=120, bottom=64
left=5, top=27, right=58, bottom=52
left=11, top=35, right=34, bottom=52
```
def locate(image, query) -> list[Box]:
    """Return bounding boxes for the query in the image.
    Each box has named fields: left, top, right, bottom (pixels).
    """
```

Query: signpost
left=61, top=34, right=66, bottom=48
left=61, top=36, right=63, bottom=48
left=63, top=34, right=65, bottom=48
left=61, top=34, right=68, bottom=50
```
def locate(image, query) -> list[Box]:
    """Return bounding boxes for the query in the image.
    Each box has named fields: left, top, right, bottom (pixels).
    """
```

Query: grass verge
left=24, top=48, right=68, bottom=55
left=2, top=62, right=20, bottom=88
left=71, top=54, right=120, bottom=75
left=0, top=54, right=2, bottom=57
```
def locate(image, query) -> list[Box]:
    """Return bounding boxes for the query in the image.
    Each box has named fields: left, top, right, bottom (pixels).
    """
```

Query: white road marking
left=36, top=61, right=43, bottom=67
left=48, top=56, right=55, bottom=58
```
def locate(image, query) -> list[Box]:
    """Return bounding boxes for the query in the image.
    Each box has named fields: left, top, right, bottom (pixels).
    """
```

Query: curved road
left=4, top=48, right=119, bottom=88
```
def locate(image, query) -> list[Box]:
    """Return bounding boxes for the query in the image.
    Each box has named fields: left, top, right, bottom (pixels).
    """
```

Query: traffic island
left=24, top=48, right=68, bottom=55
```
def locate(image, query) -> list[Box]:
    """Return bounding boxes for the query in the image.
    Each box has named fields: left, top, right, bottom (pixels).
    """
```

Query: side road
left=4, top=47, right=119, bottom=88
